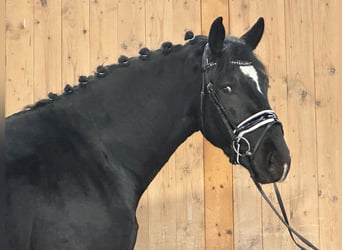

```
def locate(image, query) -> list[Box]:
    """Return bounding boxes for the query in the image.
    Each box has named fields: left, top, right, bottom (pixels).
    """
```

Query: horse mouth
left=278, top=163, right=290, bottom=182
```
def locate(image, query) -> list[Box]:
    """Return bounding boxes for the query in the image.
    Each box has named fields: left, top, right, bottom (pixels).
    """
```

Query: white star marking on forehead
left=239, top=65, right=263, bottom=94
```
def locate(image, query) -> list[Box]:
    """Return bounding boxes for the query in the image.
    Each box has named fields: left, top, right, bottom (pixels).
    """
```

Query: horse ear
left=208, top=17, right=226, bottom=55
left=240, top=17, right=264, bottom=50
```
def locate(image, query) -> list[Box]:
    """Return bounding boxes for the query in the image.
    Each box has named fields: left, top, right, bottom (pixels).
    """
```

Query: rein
left=200, top=43, right=318, bottom=250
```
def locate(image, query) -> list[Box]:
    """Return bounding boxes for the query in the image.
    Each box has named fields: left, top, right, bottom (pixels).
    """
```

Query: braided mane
left=21, top=31, right=200, bottom=113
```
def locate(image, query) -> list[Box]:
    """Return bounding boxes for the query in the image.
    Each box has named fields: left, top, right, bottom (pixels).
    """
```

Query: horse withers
left=5, top=17, right=290, bottom=249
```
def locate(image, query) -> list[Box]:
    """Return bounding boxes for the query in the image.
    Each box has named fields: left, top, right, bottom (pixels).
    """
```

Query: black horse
left=5, top=17, right=290, bottom=250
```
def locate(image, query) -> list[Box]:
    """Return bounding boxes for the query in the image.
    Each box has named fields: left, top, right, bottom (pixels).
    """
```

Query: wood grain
left=61, top=0, right=89, bottom=85
left=285, top=0, right=320, bottom=248
left=33, top=0, right=62, bottom=101
left=1, top=0, right=5, bottom=108
left=5, top=0, right=34, bottom=115
left=313, top=1, right=342, bottom=249
left=89, top=0, right=118, bottom=68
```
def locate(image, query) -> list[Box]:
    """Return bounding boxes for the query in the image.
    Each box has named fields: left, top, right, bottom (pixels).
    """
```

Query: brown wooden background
left=3, top=0, right=341, bottom=249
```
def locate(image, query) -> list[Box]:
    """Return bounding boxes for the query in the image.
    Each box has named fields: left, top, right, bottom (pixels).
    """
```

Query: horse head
left=201, top=17, right=291, bottom=184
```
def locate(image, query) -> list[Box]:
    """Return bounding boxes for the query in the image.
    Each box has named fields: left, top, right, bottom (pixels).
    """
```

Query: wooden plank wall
left=1, top=0, right=5, bottom=114
left=4, top=1, right=341, bottom=249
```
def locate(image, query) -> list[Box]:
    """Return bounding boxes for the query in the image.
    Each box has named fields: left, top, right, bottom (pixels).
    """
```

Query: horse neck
left=77, top=42, right=204, bottom=195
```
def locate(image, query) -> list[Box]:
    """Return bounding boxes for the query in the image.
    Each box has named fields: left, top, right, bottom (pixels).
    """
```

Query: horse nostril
left=267, top=153, right=276, bottom=169
left=267, top=152, right=290, bottom=182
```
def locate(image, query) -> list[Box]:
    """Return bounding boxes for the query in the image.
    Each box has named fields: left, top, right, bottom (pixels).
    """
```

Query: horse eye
left=222, top=85, right=232, bottom=94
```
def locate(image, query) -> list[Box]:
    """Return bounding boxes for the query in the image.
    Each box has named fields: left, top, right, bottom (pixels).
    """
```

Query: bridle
left=200, top=43, right=282, bottom=165
left=200, top=43, right=318, bottom=250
